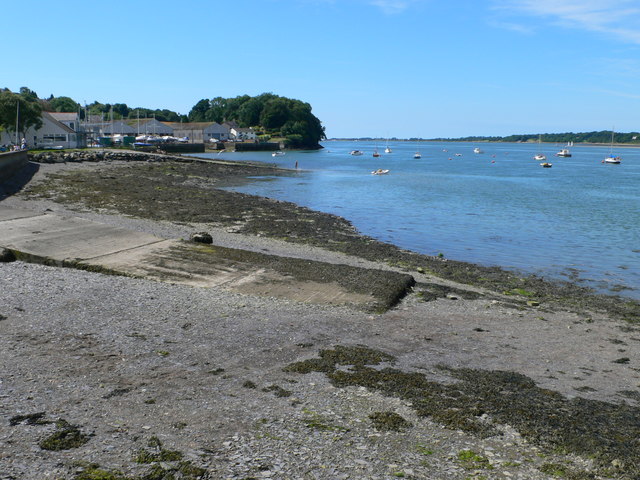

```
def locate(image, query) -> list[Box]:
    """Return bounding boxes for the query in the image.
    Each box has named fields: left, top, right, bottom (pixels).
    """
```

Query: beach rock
left=0, top=248, right=16, bottom=262
left=190, top=232, right=213, bottom=244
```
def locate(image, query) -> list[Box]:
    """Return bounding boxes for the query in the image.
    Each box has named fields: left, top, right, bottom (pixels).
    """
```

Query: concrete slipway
left=0, top=205, right=413, bottom=311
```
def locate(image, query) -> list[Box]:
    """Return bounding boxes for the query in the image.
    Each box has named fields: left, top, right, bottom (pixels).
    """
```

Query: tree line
left=0, top=87, right=326, bottom=149
left=429, top=131, right=640, bottom=144
left=188, top=93, right=325, bottom=148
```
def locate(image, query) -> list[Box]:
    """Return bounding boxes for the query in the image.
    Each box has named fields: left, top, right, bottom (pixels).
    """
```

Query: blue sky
left=5, top=0, right=640, bottom=138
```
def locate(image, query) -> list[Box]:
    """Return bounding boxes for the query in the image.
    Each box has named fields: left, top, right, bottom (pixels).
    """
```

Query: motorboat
left=272, top=151, right=285, bottom=157
left=540, top=162, right=553, bottom=168
left=455, top=153, right=463, bottom=157
left=350, top=150, right=363, bottom=156
left=555, top=148, right=571, bottom=157
left=473, top=147, right=483, bottom=154
left=371, top=169, right=390, bottom=175
left=413, top=152, right=422, bottom=159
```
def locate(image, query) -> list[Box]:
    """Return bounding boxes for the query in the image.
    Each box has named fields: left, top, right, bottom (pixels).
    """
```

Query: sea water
left=196, top=141, right=640, bottom=298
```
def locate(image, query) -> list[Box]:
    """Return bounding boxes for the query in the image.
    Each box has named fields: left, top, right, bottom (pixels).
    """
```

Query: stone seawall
left=28, top=149, right=185, bottom=164
left=0, top=150, right=29, bottom=182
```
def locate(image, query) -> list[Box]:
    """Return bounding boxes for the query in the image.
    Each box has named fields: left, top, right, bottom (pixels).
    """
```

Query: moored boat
left=473, top=147, right=483, bottom=154
left=350, top=150, right=363, bottom=156
left=540, top=162, right=552, bottom=168
left=555, top=148, right=571, bottom=157
left=371, top=169, right=390, bottom=175
left=604, top=129, right=621, bottom=164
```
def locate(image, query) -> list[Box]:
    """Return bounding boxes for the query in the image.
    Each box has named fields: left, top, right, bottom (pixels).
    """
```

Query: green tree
left=236, top=97, right=264, bottom=127
left=0, top=90, right=43, bottom=141
left=260, top=98, right=290, bottom=130
left=188, top=99, right=210, bottom=122
left=19, top=87, right=39, bottom=102
left=49, top=96, right=80, bottom=112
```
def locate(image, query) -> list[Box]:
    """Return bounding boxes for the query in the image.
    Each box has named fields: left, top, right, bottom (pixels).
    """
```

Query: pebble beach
left=1, top=152, right=640, bottom=479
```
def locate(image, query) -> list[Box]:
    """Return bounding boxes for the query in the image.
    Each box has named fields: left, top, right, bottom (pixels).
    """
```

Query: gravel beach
left=1, top=152, right=640, bottom=480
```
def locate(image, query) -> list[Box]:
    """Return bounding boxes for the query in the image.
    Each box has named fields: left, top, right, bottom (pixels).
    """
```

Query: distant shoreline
left=326, top=138, right=640, bottom=147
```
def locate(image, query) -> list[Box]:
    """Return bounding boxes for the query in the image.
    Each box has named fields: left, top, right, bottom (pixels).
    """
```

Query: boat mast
left=15, top=100, right=19, bottom=145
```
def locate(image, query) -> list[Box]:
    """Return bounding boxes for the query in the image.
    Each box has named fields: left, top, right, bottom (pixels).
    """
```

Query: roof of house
left=46, top=112, right=78, bottom=122
left=42, top=112, right=76, bottom=133
left=163, top=122, right=216, bottom=129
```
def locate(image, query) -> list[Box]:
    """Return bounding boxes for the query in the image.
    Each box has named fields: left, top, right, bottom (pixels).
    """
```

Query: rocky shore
left=1, top=150, right=639, bottom=479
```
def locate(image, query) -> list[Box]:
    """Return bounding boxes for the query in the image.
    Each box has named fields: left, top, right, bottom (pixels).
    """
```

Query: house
left=230, top=127, right=257, bottom=141
left=0, top=111, right=79, bottom=149
left=166, top=122, right=230, bottom=143
left=48, top=112, right=79, bottom=132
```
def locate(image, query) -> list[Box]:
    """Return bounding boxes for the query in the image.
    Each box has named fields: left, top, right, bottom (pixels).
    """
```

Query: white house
left=230, top=127, right=257, bottom=141
left=0, top=111, right=78, bottom=149
left=48, top=112, right=79, bottom=132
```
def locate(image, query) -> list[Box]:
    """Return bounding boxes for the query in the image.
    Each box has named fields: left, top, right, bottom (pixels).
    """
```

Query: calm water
left=196, top=141, right=640, bottom=298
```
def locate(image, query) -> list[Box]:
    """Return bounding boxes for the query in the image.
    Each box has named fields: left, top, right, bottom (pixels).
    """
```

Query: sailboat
left=604, top=129, right=621, bottom=164
left=384, top=138, right=392, bottom=153
left=533, top=135, right=546, bottom=161
left=373, top=146, right=380, bottom=157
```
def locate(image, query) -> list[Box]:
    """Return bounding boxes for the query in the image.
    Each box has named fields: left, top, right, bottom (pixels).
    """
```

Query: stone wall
left=0, top=150, right=29, bottom=182
left=28, top=149, right=188, bottom=164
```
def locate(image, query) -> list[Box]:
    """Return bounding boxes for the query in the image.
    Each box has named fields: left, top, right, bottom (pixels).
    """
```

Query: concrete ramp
left=0, top=206, right=413, bottom=311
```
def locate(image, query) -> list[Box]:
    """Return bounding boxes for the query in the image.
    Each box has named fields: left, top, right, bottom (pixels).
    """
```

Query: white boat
left=350, top=150, right=363, bottom=156
left=533, top=135, right=546, bottom=160
left=473, top=147, right=483, bottom=154
left=384, top=139, right=392, bottom=153
left=604, top=129, right=621, bottom=164
left=555, top=148, right=572, bottom=157
left=455, top=153, right=463, bottom=157
left=540, top=162, right=553, bottom=168
left=272, top=151, right=285, bottom=156
left=371, top=169, right=390, bottom=175
left=413, top=152, right=422, bottom=159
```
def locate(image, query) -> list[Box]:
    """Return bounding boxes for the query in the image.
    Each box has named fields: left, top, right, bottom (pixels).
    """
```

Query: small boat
left=533, top=135, right=546, bottom=160
left=540, top=162, right=553, bottom=168
left=373, top=147, right=380, bottom=157
left=473, top=147, right=483, bottom=154
left=604, top=129, right=621, bottom=164
left=413, top=152, right=421, bottom=159
left=371, top=169, right=390, bottom=175
left=455, top=153, right=462, bottom=157
left=555, top=148, right=572, bottom=157
left=350, top=150, right=363, bottom=156
left=384, top=139, right=392, bottom=153
left=272, top=151, right=285, bottom=157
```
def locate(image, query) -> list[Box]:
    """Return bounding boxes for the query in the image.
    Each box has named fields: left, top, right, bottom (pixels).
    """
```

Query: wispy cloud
left=369, top=0, right=411, bottom=14
left=493, top=0, right=640, bottom=44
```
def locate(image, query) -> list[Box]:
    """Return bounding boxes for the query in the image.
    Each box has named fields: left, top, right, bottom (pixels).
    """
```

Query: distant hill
left=427, top=131, right=640, bottom=144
